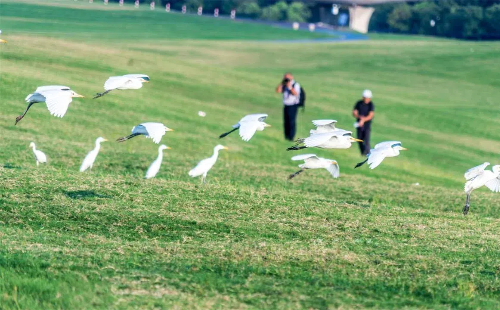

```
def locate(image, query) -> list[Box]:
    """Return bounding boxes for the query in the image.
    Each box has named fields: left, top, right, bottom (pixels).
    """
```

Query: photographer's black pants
left=356, top=125, right=371, bottom=156
left=284, top=104, right=298, bottom=141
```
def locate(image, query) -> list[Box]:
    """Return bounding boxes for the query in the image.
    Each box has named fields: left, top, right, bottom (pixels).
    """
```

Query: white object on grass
left=80, top=137, right=108, bottom=172
left=145, top=145, right=171, bottom=179
left=29, top=142, right=47, bottom=166
left=462, top=163, right=500, bottom=215
left=188, top=145, right=228, bottom=184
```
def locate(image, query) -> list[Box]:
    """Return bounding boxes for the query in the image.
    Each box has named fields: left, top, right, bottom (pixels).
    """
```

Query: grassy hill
left=1, top=1, right=500, bottom=309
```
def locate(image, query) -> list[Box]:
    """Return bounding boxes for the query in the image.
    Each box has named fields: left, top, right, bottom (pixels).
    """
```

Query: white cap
left=362, top=89, right=372, bottom=98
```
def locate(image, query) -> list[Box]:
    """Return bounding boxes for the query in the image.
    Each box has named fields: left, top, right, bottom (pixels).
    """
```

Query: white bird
left=309, top=119, right=338, bottom=134
left=188, top=144, right=228, bottom=183
left=145, top=144, right=171, bottom=179
left=116, top=122, right=173, bottom=144
left=355, top=141, right=407, bottom=169
left=219, top=114, right=270, bottom=142
left=29, top=142, right=47, bottom=166
left=79, top=137, right=108, bottom=172
left=288, top=130, right=362, bottom=151
left=462, top=162, right=500, bottom=215
left=16, top=86, right=84, bottom=125
left=93, top=74, right=150, bottom=99
left=288, top=154, right=339, bottom=180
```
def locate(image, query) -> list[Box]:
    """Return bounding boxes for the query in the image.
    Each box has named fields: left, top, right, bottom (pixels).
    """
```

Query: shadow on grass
left=65, top=190, right=112, bottom=200
left=3, top=163, right=21, bottom=169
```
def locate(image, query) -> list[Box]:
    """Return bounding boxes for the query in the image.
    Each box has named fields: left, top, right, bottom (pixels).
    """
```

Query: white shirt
left=282, top=80, right=301, bottom=106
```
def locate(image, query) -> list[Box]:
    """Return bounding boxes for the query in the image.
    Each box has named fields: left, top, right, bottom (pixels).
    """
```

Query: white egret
left=288, top=130, right=362, bottom=151
left=309, top=119, right=338, bottom=134
left=219, top=114, right=270, bottom=142
left=188, top=144, right=228, bottom=183
left=145, top=144, right=171, bottom=179
left=16, top=86, right=84, bottom=125
left=79, top=137, right=108, bottom=172
left=355, top=141, right=407, bottom=169
left=93, top=74, right=150, bottom=99
left=463, top=162, right=500, bottom=215
left=116, top=122, right=173, bottom=144
left=288, top=154, right=339, bottom=180
left=29, top=142, right=47, bottom=166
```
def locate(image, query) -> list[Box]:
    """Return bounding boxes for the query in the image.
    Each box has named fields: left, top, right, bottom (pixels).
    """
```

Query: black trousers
left=284, top=105, right=299, bottom=141
left=356, top=125, right=371, bottom=155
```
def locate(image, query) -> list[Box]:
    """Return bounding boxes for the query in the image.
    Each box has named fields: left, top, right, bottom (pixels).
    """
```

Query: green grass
left=1, top=1, right=500, bottom=309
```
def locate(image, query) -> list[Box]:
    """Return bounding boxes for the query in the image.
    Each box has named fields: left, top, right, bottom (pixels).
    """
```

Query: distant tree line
left=369, top=0, right=500, bottom=40
left=110, top=0, right=311, bottom=22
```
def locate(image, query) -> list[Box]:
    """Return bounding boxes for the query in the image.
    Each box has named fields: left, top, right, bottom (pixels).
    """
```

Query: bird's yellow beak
left=166, top=128, right=174, bottom=132
left=264, top=123, right=272, bottom=127
left=0, top=39, right=6, bottom=43
left=103, top=139, right=108, bottom=142
left=223, top=146, right=229, bottom=150
left=331, top=160, right=337, bottom=164
left=401, top=147, right=408, bottom=151
left=73, top=93, right=85, bottom=98
left=166, top=146, right=172, bottom=149
left=351, top=138, right=363, bottom=142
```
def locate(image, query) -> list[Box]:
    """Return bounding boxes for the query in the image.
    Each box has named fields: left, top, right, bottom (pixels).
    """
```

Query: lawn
left=0, top=1, right=500, bottom=309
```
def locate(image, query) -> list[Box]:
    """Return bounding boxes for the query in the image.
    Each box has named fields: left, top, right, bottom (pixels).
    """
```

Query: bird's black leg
left=219, top=127, right=238, bottom=139
left=15, top=102, right=36, bottom=125
left=288, top=169, right=304, bottom=180
left=354, top=158, right=369, bottom=169
left=463, top=194, right=470, bottom=215
left=116, top=133, right=140, bottom=142
left=93, top=89, right=112, bottom=99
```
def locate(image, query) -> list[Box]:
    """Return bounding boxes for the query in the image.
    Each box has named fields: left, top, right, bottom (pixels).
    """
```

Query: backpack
left=294, top=82, right=306, bottom=110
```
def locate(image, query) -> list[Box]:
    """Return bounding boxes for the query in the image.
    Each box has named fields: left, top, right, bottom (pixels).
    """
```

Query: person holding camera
left=276, top=73, right=301, bottom=141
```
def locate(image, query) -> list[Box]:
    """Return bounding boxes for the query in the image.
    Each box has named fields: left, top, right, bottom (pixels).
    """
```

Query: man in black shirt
left=352, top=89, right=375, bottom=155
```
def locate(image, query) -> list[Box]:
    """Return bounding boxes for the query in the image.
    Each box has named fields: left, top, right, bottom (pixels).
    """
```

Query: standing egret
left=309, top=119, right=338, bottom=134
left=219, top=114, right=270, bottom=142
left=16, top=86, right=84, bottom=125
left=463, top=163, right=500, bottom=215
left=188, top=144, right=228, bottom=183
left=288, top=154, right=339, bottom=180
left=288, top=130, right=362, bottom=151
left=355, top=141, right=407, bottom=169
left=79, top=137, right=108, bottom=172
left=116, top=122, right=173, bottom=144
left=93, top=74, right=150, bottom=99
left=145, top=144, right=171, bottom=179
left=29, top=142, right=47, bottom=166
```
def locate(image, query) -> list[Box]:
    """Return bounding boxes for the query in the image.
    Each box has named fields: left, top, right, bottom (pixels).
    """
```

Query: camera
left=282, top=78, right=290, bottom=85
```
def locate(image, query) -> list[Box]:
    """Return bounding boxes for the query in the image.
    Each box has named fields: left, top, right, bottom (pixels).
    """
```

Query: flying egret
left=463, top=162, right=500, bottom=215
left=288, top=154, right=339, bottom=180
left=116, top=122, right=173, bottom=144
left=93, top=74, right=150, bottom=99
left=309, top=119, right=338, bottom=134
left=145, top=144, right=171, bottom=179
left=16, top=86, right=84, bottom=125
left=29, top=142, right=47, bottom=166
left=219, top=114, right=270, bottom=142
left=188, top=144, right=228, bottom=183
left=354, top=141, right=407, bottom=169
left=79, top=137, right=108, bottom=172
left=288, top=130, right=362, bottom=151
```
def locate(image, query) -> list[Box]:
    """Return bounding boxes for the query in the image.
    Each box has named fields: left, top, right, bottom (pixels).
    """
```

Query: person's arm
left=276, top=83, right=283, bottom=93
left=288, top=82, right=298, bottom=96
left=361, top=111, right=374, bottom=122
left=353, top=109, right=359, bottom=119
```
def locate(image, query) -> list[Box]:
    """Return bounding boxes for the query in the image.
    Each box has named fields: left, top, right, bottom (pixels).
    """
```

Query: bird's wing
left=124, top=74, right=150, bottom=80
left=104, top=76, right=130, bottom=90
left=312, top=119, right=337, bottom=128
left=326, top=162, right=340, bottom=178
left=36, top=150, right=47, bottom=163
left=80, top=150, right=96, bottom=172
left=240, top=114, right=268, bottom=123
left=145, top=159, right=161, bottom=179
left=43, top=90, right=73, bottom=118
left=464, top=162, right=489, bottom=181
left=189, top=158, right=212, bottom=177
left=485, top=176, right=500, bottom=193
left=291, top=154, right=318, bottom=161
left=141, top=122, right=166, bottom=144
left=35, top=85, right=70, bottom=92
left=304, top=132, right=338, bottom=147
left=238, top=122, right=259, bottom=142
left=367, top=149, right=387, bottom=169
left=374, top=141, right=402, bottom=150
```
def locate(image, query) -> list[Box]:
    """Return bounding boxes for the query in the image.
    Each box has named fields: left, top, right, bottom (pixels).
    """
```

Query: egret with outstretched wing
left=93, top=74, right=150, bottom=99
left=462, top=163, right=500, bottom=215
left=288, top=154, right=339, bottom=180
left=219, top=114, right=270, bottom=142
left=288, top=130, right=361, bottom=151
left=310, top=119, right=338, bottom=134
left=355, top=141, right=407, bottom=169
left=116, top=122, right=173, bottom=144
